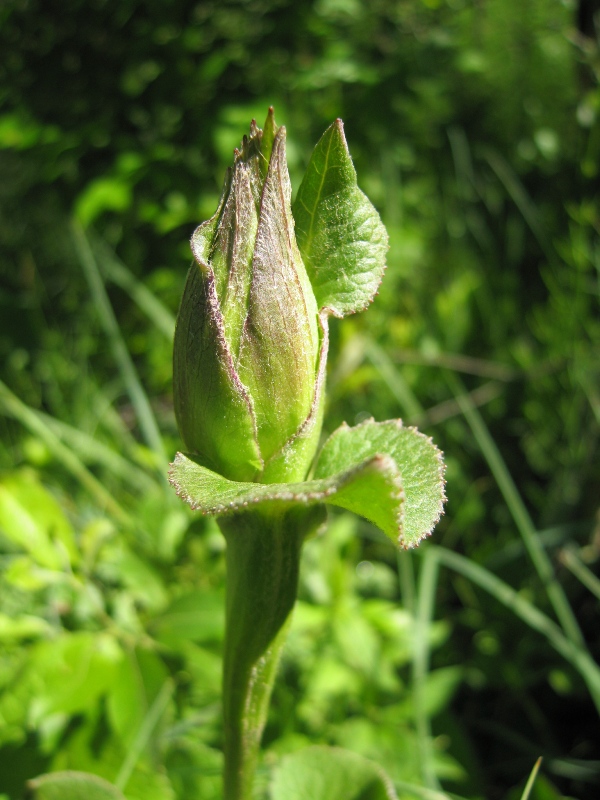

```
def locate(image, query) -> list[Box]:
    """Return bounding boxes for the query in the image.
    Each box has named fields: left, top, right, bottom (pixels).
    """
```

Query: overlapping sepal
left=173, top=111, right=321, bottom=484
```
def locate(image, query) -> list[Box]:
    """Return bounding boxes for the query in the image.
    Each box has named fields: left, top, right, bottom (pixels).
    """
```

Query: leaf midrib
left=298, top=129, right=335, bottom=263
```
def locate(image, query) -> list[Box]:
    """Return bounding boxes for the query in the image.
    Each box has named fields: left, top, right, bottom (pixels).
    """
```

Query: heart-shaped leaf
left=292, top=119, right=388, bottom=317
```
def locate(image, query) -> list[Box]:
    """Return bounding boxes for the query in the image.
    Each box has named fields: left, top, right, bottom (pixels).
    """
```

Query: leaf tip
left=330, top=117, right=350, bottom=156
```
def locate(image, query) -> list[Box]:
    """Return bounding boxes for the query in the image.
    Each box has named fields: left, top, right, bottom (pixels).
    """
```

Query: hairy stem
left=219, top=505, right=325, bottom=800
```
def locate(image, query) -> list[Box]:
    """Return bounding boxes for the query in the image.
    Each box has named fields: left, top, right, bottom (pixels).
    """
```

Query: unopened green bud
left=173, top=110, right=325, bottom=484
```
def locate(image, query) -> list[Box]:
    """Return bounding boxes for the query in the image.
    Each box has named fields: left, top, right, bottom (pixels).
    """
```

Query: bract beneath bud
left=174, top=111, right=325, bottom=484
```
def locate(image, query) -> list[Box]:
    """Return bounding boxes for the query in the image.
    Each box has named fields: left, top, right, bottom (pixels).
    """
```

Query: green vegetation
left=0, top=1, right=599, bottom=799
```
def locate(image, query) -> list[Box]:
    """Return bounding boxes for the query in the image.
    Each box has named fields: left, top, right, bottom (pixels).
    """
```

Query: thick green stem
left=218, top=505, right=325, bottom=800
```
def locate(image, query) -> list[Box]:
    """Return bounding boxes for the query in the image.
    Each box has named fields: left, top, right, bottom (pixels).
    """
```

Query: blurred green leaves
left=270, top=746, right=398, bottom=800
left=27, top=772, right=126, bottom=800
left=0, top=469, right=78, bottom=569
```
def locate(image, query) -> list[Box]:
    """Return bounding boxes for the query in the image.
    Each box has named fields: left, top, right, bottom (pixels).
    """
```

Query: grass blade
left=520, top=757, right=543, bottom=800
left=393, top=781, right=470, bottom=800
left=364, top=338, right=423, bottom=420
left=418, top=380, right=504, bottom=428
left=39, top=411, right=159, bottom=494
left=96, top=239, right=176, bottom=341
left=483, top=148, right=556, bottom=267
left=71, top=222, right=168, bottom=476
left=446, top=371, right=584, bottom=648
left=413, top=547, right=443, bottom=791
left=394, top=348, right=517, bottom=382
left=114, top=679, right=173, bottom=791
left=432, top=546, right=600, bottom=715
left=560, top=545, right=600, bottom=602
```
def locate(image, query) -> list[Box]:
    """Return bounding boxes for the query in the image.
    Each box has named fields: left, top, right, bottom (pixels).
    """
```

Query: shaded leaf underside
left=169, top=418, right=445, bottom=548
left=314, top=418, right=446, bottom=547
left=169, top=450, right=403, bottom=542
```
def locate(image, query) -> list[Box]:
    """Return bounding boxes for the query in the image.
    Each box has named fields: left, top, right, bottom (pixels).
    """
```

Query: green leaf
left=75, top=176, right=133, bottom=226
left=0, top=612, right=51, bottom=642
left=107, top=648, right=169, bottom=748
left=98, top=540, right=168, bottom=611
left=26, top=632, right=123, bottom=724
left=169, top=450, right=403, bottom=541
left=421, top=666, right=463, bottom=717
left=148, top=590, right=225, bottom=648
left=26, top=772, right=126, bottom=800
left=293, top=119, right=388, bottom=317
left=50, top=721, right=176, bottom=800
left=169, top=418, right=444, bottom=547
left=314, top=419, right=446, bottom=548
left=269, top=745, right=398, bottom=800
left=0, top=469, right=78, bottom=569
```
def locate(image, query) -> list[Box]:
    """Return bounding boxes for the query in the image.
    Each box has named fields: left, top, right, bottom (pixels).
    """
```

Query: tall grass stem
left=114, top=679, right=174, bottom=791
left=96, top=241, right=176, bottom=340
left=433, top=546, right=600, bottom=715
left=560, top=545, right=600, bottom=602
left=446, top=371, right=584, bottom=648
left=413, top=548, right=443, bottom=791
left=71, top=222, right=168, bottom=477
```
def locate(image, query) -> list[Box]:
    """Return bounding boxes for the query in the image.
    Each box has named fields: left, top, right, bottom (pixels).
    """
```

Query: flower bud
left=173, top=111, right=324, bottom=484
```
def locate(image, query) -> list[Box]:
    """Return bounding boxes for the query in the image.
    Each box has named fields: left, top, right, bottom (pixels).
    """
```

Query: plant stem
left=218, top=505, right=325, bottom=800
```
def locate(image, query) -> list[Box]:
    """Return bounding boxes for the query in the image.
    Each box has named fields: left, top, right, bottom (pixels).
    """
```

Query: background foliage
left=0, top=1, right=599, bottom=798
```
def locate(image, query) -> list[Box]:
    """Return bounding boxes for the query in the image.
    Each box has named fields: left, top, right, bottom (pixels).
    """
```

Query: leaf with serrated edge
left=292, top=120, right=388, bottom=317
left=169, top=450, right=404, bottom=542
left=314, top=418, right=446, bottom=548
left=169, top=418, right=445, bottom=548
